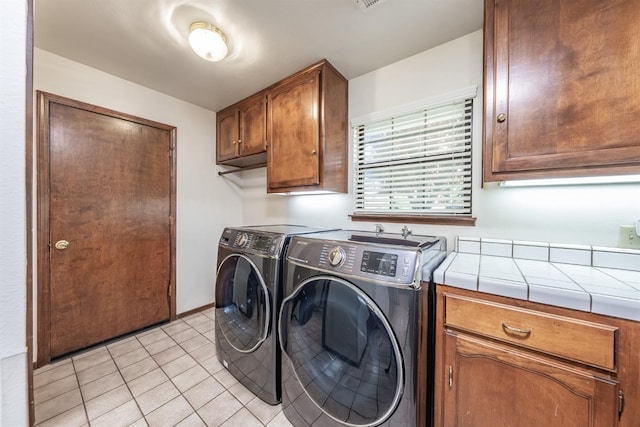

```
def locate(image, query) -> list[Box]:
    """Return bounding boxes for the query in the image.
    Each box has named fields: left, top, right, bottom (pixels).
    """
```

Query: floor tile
left=33, top=357, right=72, bottom=375
left=73, top=347, right=111, bottom=373
left=90, top=400, right=142, bottom=427
left=197, top=391, right=242, bottom=427
left=128, top=418, right=149, bottom=427
left=137, top=329, right=170, bottom=347
left=175, top=412, right=207, bottom=427
left=193, top=320, right=214, bottom=334
left=189, top=343, right=217, bottom=363
left=128, top=367, right=169, bottom=397
left=221, top=407, right=263, bottom=427
left=182, top=376, right=225, bottom=410
left=213, top=368, right=239, bottom=389
left=84, top=384, right=133, bottom=421
left=32, top=310, right=300, bottom=427
left=180, top=335, right=210, bottom=353
left=172, top=365, right=210, bottom=393
left=172, top=327, right=201, bottom=344
left=107, top=337, right=143, bottom=358
left=266, top=411, right=294, bottom=427
left=200, top=355, right=225, bottom=375
left=145, top=395, right=194, bottom=427
left=135, top=380, right=180, bottom=415
left=113, top=347, right=149, bottom=369
left=145, top=336, right=177, bottom=355
left=34, top=362, right=76, bottom=389
left=162, top=320, right=191, bottom=337
left=162, top=354, right=197, bottom=378
left=228, top=382, right=255, bottom=405
left=80, top=371, right=124, bottom=401
left=76, top=358, right=117, bottom=386
left=152, top=345, right=187, bottom=366
left=34, top=388, right=83, bottom=424
left=183, top=314, right=210, bottom=328
left=34, top=374, right=78, bottom=405
left=35, top=404, right=87, bottom=427
left=246, top=397, right=283, bottom=425
left=120, top=356, right=159, bottom=382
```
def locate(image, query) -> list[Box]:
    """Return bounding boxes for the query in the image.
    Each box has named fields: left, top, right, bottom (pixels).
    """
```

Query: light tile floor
left=34, top=308, right=293, bottom=427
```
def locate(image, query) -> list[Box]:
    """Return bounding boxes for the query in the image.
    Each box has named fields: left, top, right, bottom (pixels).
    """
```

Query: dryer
left=279, top=230, right=446, bottom=426
left=214, top=225, right=336, bottom=405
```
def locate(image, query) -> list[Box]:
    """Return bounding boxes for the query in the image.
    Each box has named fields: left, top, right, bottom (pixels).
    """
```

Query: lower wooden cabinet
left=433, top=286, right=639, bottom=427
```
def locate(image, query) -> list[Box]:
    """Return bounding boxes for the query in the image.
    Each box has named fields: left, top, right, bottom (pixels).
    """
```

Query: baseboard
left=177, top=302, right=215, bottom=319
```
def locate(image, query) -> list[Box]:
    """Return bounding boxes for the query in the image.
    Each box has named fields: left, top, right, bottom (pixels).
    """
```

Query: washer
left=279, top=230, right=446, bottom=426
left=215, top=225, right=337, bottom=405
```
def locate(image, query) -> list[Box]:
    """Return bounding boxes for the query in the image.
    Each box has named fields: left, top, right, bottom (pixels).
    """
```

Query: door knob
left=54, top=240, right=69, bottom=250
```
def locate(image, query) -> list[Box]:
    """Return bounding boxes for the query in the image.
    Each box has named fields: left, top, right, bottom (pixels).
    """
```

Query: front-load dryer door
left=279, top=276, right=403, bottom=426
left=216, top=254, right=270, bottom=353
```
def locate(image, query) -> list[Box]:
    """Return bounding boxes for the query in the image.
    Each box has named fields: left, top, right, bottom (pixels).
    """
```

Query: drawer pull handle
left=501, top=322, right=531, bottom=337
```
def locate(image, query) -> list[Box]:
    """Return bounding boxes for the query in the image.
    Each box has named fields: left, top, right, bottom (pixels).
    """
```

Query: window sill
left=349, top=214, right=476, bottom=227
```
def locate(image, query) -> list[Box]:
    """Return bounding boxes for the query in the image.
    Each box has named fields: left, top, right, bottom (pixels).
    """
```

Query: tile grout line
left=70, top=356, right=92, bottom=427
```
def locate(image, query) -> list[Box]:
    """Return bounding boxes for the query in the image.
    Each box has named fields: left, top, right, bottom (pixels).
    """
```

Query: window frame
left=349, top=86, right=477, bottom=226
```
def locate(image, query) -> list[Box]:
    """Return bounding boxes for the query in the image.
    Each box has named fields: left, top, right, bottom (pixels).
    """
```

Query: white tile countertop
left=433, top=237, right=640, bottom=322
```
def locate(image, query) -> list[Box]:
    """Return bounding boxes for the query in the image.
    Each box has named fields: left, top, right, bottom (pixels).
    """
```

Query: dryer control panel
left=219, top=228, right=283, bottom=257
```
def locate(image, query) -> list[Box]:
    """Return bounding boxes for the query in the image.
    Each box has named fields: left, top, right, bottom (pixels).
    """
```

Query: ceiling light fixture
left=188, top=22, right=228, bottom=62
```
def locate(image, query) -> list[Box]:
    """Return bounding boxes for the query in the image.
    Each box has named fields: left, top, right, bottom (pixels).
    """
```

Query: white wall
left=34, top=49, right=243, bottom=315
left=242, top=30, right=640, bottom=249
left=0, top=0, right=28, bottom=425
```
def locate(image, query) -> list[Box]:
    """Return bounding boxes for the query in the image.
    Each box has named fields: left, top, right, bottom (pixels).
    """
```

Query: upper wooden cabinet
left=216, top=91, right=267, bottom=167
left=267, top=60, right=348, bottom=193
left=483, top=0, right=640, bottom=182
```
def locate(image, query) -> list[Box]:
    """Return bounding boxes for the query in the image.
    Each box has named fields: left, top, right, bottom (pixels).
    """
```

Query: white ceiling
left=34, top=0, right=483, bottom=112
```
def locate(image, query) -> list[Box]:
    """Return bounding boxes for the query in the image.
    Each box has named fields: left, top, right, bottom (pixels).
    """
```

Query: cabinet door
left=442, top=332, right=618, bottom=427
left=484, top=0, right=640, bottom=181
left=239, top=93, right=266, bottom=157
left=216, top=107, right=239, bottom=163
left=267, top=70, right=320, bottom=191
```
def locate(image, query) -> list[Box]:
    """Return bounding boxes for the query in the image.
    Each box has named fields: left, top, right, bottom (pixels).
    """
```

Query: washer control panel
left=289, top=238, right=421, bottom=285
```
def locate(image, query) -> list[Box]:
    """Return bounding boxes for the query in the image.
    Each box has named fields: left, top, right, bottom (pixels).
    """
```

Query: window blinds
left=353, top=98, right=473, bottom=216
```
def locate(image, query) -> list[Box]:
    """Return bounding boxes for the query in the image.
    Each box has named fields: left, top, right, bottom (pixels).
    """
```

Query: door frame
left=35, top=91, right=177, bottom=366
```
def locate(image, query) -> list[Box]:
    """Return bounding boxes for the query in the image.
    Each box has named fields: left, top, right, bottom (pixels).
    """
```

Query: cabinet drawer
left=444, top=294, right=618, bottom=371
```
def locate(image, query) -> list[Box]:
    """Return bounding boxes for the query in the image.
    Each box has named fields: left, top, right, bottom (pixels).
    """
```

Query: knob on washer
left=237, top=233, right=249, bottom=247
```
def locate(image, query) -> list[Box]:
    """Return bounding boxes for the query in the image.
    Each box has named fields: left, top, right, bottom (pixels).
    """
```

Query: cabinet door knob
left=311, top=150, right=317, bottom=155
left=232, top=140, right=237, bottom=145
left=237, top=139, right=242, bottom=144
left=497, top=113, right=507, bottom=123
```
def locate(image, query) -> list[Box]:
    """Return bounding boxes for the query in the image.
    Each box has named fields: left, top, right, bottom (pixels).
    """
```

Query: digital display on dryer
left=361, top=251, right=397, bottom=276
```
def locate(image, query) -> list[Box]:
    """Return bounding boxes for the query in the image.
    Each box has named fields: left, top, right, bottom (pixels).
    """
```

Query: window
left=351, top=90, right=476, bottom=225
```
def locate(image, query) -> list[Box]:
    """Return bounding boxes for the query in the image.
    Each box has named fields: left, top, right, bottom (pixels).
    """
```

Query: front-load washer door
left=216, top=254, right=270, bottom=353
left=279, top=276, right=403, bottom=427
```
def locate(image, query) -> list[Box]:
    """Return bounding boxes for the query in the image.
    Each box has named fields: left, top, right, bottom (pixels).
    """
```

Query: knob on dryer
left=237, top=233, right=249, bottom=247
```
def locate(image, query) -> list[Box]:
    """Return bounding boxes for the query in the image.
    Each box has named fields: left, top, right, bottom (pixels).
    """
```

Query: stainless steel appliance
left=279, top=230, right=446, bottom=426
left=214, top=225, right=337, bottom=404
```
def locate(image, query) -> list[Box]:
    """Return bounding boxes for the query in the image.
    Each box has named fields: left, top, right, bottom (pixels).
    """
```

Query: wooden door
left=239, top=93, right=266, bottom=157
left=267, top=70, right=320, bottom=191
left=37, top=92, right=176, bottom=362
left=442, top=332, right=618, bottom=427
left=216, top=106, right=239, bottom=163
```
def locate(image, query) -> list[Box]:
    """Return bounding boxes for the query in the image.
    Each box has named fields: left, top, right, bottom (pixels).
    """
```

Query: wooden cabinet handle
left=501, top=322, right=531, bottom=337
left=497, top=113, right=506, bottom=123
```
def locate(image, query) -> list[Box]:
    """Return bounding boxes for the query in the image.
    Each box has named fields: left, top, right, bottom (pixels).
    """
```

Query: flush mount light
left=188, top=21, right=228, bottom=62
